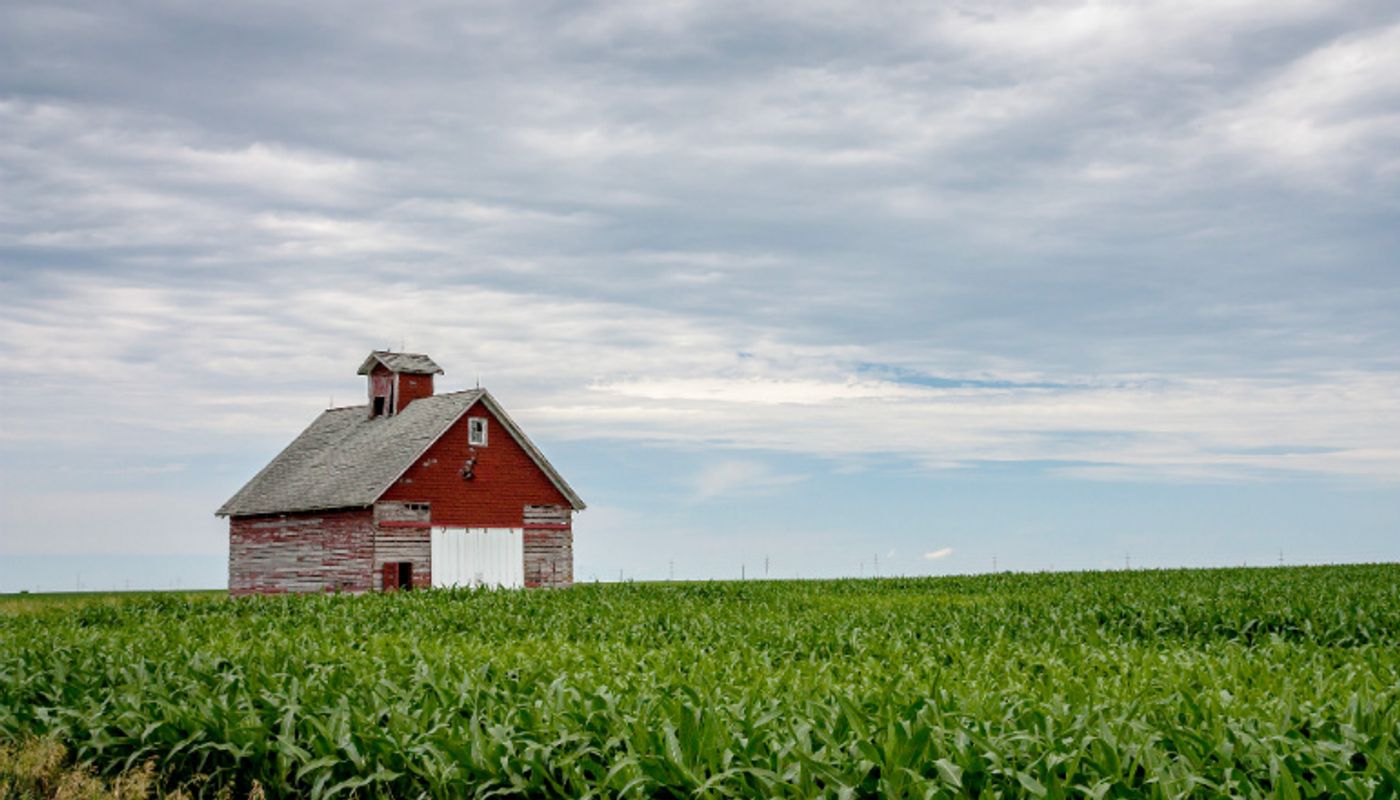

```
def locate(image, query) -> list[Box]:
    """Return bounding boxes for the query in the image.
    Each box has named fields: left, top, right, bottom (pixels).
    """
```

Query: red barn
left=216, top=351, right=584, bottom=595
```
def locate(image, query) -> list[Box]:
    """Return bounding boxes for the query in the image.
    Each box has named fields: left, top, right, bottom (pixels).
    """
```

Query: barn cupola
left=356, top=350, right=444, bottom=418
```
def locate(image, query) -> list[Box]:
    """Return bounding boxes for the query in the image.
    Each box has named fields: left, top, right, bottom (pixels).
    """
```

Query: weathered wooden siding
left=524, top=504, right=573, bottom=588
left=374, top=501, right=430, bottom=524
left=229, top=503, right=571, bottom=594
left=380, top=401, right=569, bottom=528
left=369, top=364, right=394, bottom=416
left=372, top=502, right=431, bottom=589
left=228, top=509, right=375, bottom=596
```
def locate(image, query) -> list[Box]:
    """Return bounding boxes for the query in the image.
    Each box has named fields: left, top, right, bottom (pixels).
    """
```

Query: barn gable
left=474, top=393, right=586, bottom=511
left=381, top=396, right=571, bottom=526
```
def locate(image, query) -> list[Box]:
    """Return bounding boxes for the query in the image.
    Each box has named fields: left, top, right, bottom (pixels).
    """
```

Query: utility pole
left=669, top=560, right=675, bottom=581
left=618, top=569, right=623, bottom=583
left=992, top=556, right=997, bottom=573
left=874, top=553, right=879, bottom=578
left=764, top=555, right=769, bottom=577
left=1125, top=553, right=1131, bottom=570
left=741, top=563, right=746, bottom=581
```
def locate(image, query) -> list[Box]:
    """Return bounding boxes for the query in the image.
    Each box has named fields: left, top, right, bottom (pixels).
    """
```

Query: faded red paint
left=228, top=509, right=377, bottom=596
left=369, top=365, right=394, bottom=417
left=230, top=508, right=436, bottom=595
left=524, top=528, right=573, bottom=588
left=380, top=400, right=569, bottom=528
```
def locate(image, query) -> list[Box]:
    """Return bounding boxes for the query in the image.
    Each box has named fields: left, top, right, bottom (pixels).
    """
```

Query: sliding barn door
left=430, top=527, right=524, bottom=589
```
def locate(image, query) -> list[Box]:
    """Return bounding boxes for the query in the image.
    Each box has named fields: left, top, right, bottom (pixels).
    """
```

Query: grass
left=1, top=565, right=1398, bottom=798
left=0, top=737, right=158, bottom=799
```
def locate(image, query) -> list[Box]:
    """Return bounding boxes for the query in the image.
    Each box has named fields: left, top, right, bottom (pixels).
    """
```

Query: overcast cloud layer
left=2, top=1, right=1398, bottom=586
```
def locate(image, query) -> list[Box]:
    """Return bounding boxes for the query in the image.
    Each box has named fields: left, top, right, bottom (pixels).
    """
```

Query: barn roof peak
left=356, top=350, right=444, bottom=376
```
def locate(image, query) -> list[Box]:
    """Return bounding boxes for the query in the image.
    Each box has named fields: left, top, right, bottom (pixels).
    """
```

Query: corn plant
left=1, top=565, right=1398, bottom=798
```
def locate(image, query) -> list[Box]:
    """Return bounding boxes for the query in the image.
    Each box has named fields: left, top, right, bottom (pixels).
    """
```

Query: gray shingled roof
left=217, top=389, right=585, bottom=517
left=356, top=351, right=443, bottom=375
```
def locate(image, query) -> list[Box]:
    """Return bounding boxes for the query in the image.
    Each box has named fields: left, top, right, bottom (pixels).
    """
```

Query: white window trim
left=468, top=416, right=488, bottom=446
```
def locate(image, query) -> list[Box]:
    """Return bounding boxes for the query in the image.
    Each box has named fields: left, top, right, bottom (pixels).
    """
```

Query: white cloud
left=924, top=548, right=954, bottom=561
left=2, top=276, right=1397, bottom=483
left=2, top=0, right=1398, bottom=570
left=1206, top=22, right=1400, bottom=181
left=690, top=461, right=806, bottom=502
left=593, top=377, right=924, bottom=405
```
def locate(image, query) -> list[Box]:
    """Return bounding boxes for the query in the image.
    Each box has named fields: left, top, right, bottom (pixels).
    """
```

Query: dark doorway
left=382, top=561, right=414, bottom=591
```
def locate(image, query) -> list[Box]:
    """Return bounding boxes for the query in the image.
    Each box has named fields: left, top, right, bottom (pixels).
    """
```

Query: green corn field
left=2, top=565, right=1398, bottom=798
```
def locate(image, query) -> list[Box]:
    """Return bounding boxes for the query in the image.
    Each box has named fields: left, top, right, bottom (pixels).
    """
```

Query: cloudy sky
left=2, top=0, right=1398, bottom=591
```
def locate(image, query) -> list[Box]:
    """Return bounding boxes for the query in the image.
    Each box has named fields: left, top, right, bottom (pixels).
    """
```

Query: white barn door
left=431, top=527, right=524, bottom=589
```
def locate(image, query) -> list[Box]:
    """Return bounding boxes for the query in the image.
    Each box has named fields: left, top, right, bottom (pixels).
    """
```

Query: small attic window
left=468, top=417, right=488, bottom=446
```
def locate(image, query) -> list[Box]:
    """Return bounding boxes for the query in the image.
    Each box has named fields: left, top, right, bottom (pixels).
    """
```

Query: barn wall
left=380, top=400, right=569, bottom=528
left=523, top=529, right=573, bottom=588
left=373, top=502, right=431, bottom=589
left=524, top=504, right=573, bottom=588
left=228, top=509, right=375, bottom=596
